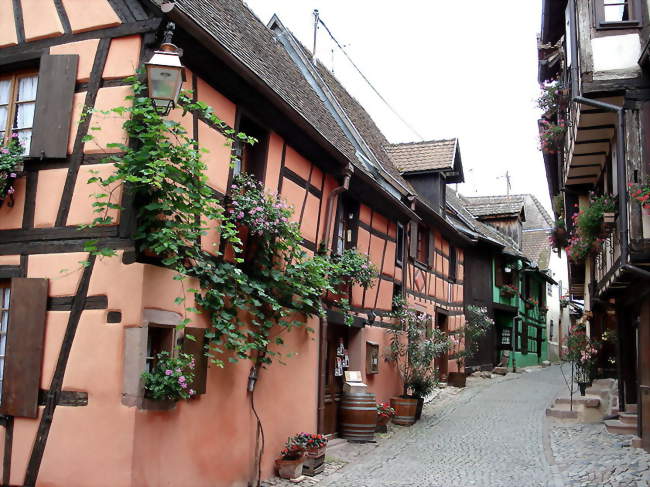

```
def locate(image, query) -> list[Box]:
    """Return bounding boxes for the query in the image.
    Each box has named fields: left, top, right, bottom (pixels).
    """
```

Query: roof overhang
left=540, top=0, right=567, bottom=45
left=564, top=96, right=622, bottom=188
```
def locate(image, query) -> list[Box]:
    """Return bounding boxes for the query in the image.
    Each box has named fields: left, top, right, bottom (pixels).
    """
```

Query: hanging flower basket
left=0, top=136, right=24, bottom=209
left=500, top=285, right=518, bottom=298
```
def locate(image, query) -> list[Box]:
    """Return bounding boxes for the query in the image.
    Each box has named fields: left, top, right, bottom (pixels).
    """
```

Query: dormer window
left=594, top=0, right=641, bottom=29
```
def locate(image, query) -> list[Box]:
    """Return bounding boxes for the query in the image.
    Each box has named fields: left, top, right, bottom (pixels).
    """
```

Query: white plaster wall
left=591, top=33, right=641, bottom=74
left=546, top=250, right=571, bottom=362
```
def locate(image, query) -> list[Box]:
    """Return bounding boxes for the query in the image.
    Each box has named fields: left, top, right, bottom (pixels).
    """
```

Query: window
left=333, top=198, right=358, bottom=255
left=416, top=224, right=428, bottom=264
left=0, top=72, right=38, bottom=154
left=0, top=282, right=9, bottom=401
left=145, top=325, right=175, bottom=373
left=396, top=222, right=404, bottom=267
left=232, top=115, right=268, bottom=183
left=594, top=0, right=641, bottom=29
left=449, top=246, right=457, bottom=282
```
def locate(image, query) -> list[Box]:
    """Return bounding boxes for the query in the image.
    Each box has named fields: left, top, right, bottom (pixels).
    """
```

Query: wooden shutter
left=182, top=327, right=207, bottom=395
left=408, top=221, right=418, bottom=259
left=29, top=54, right=79, bottom=159
left=494, top=256, right=504, bottom=287
left=427, top=230, right=435, bottom=268
left=1, top=278, right=48, bottom=418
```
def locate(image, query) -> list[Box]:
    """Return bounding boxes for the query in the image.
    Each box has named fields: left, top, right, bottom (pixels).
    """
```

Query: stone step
left=620, top=412, right=638, bottom=425
left=632, top=436, right=643, bottom=448
left=585, top=387, right=610, bottom=400
left=592, top=378, right=616, bottom=388
left=546, top=407, right=578, bottom=419
left=554, top=395, right=600, bottom=408
left=626, top=403, right=638, bottom=414
left=605, top=419, right=637, bottom=436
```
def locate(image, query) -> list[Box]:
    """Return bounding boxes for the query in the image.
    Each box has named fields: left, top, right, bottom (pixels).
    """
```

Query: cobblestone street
left=316, top=367, right=564, bottom=487
left=265, top=367, right=650, bottom=487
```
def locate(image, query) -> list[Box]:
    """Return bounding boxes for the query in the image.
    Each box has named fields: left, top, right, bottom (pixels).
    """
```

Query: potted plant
left=386, top=297, right=450, bottom=426
left=0, top=135, right=24, bottom=208
left=538, top=118, right=567, bottom=155
left=140, top=351, right=197, bottom=409
left=524, top=297, right=538, bottom=310
left=376, top=402, right=395, bottom=432
left=500, top=284, right=518, bottom=298
left=275, top=435, right=306, bottom=480
left=564, top=323, right=600, bottom=396
left=629, top=179, right=650, bottom=215
left=295, top=432, right=327, bottom=476
left=549, top=217, right=569, bottom=252
left=447, top=306, right=495, bottom=388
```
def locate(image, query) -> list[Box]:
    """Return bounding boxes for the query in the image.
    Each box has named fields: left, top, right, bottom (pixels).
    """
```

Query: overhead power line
left=314, top=12, right=424, bottom=141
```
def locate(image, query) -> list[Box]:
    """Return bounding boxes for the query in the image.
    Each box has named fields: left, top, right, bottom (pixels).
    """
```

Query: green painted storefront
left=492, top=257, right=548, bottom=369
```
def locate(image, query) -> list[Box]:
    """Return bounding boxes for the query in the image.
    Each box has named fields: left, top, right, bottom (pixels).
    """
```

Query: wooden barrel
left=340, top=392, right=376, bottom=442
left=390, top=396, right=418, bottom=426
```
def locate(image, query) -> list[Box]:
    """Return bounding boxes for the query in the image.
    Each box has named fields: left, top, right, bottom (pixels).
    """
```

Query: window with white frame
left=0, top=283, right=9, bottom=402
left=0, top=72, right=39, bottom=154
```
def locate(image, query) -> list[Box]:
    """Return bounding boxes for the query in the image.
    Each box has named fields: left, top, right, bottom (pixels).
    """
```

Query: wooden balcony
left=594, top=224, right=622, bottom=296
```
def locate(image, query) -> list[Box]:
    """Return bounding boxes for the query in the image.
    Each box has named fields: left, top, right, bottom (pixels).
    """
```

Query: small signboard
left=344, top=371, right=362, bottom=382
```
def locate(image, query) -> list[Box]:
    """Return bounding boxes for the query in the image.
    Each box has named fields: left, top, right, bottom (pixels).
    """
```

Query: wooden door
left=639, top=302, right=650, bottom=451
left=436, top=312, right=448, bottom=380
left=323, top=325, right=348, bottom=436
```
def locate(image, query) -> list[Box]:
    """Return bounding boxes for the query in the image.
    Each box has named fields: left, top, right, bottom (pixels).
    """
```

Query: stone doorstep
left=605, top=419, right=638, bottom=435
left=592, top=378, right=616, bottom=388
left=554, top=395, right=601, bottom=408
left=585, top=387, right=611, bottom=400
left=620, top=412, right=639, bottom=425
left=631, top=436, right=643, bottom=448
left=546, top=407, right=579, bottom=419
left=492, top=367, right=508, bottom=375
left=626, top=403, right=638, bottom=414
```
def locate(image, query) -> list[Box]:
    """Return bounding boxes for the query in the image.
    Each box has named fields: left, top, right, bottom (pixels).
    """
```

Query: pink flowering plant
left=539, top=118, right=567, bottom=154
left=0, top=135, right=23, bottom=207
left=566, top=195, right=616, bottom=263
left=537, top=79, right=567, bottom=116
left=141, top=351, right=196, bottom=401
left=628, top=179, right=650, bottom=212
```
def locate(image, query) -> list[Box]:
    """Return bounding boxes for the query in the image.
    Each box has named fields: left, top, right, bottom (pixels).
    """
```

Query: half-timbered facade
left=540, top=0, right=650, bottom=451
left=0, top=1, right=475, bottom=486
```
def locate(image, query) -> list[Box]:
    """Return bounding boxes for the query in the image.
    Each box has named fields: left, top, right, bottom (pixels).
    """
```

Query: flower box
left=275, top=455, right=304, bottom=480
left=303, top=448, right=325, bottom=476
left=500, top=286, right=517, bottom=298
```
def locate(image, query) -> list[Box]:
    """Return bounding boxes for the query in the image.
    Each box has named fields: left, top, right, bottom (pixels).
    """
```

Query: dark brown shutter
left=427, top=230, right=435, bottom=268
left=494, top=256, right=504, bottom=287
left=29, top=54, right=79, bottom=159
left=408, top=221, right=418, bottom=259
left=182, top=327, right=207, bottom=395
left=1, top=278, right=48, bottom=418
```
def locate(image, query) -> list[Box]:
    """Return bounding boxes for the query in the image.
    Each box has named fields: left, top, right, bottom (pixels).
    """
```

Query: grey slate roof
left=462, top=195, right=526, bottom=220
left=385, top=139, right=457, bottom=173
left=174, top=0, right=359, bottom=163
left=522, top=230, right=552, bottom=270
left=520, top=194, right=553, bottom=230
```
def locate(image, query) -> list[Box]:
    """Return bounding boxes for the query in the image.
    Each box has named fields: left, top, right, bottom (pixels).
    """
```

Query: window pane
left=0, top=106, right=7, bottom=135
left=2, top=288, right=9, bottom=309
left=0, top=79, right=10, bottom=105
left=15, top=101, right=35, bottom=129
left=17, top=75, right=38, bottom=102
left=604, top=2, right=629, bottom=21
left=16, top=129, right=32, bottom=155
left=0, top=333, right=5, bottom=357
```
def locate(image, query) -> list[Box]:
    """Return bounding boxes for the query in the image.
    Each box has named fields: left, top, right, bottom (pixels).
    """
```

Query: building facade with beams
left=539, top=0, right=650, bottom=451
left=0, top=1, right=479, bottom=486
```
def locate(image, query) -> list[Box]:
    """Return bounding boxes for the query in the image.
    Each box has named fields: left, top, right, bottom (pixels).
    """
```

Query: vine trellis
left=83, top=74, right=377, bottom=368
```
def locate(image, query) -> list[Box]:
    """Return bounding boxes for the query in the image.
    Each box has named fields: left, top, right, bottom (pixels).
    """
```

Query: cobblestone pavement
left=315, top=367, right=565, bottom=487
left=551, top=423, right=650, bottom=486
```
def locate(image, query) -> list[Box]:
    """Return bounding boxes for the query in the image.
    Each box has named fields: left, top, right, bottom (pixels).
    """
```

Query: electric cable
left=317, top=17, right=425, bottom=141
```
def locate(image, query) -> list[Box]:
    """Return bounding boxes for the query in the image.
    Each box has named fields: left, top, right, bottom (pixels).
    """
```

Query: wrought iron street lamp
left=145, top=22, right=185, bottom=116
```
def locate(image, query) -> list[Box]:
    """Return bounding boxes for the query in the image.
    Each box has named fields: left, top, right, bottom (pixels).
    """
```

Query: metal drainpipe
left=317, top=167, right=352, bottom=434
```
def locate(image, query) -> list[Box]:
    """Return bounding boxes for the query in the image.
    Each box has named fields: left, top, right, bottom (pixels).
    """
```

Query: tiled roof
left=462, top=195, right=526, bottom=219
left=522, top=229, right=552, bottom=270
left=520, top=194, right=553, bottom=230
left=385, top=139, right=457, bottom=173
left=174, top=0, right=358, bottom=163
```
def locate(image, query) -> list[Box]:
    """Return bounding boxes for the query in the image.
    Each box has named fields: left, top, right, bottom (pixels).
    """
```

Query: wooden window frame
left=396, top=222, right=404, bottom=267
left=594, top=0, right=642, bottom=30
left=0, top=281, right=9, bottom=403
left=0, top=70, right=38, bottom=148
left=416, top=224, right=429, bottom=265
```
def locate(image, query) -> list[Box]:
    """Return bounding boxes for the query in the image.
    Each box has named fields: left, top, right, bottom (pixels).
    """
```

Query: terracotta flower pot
left=275, top=454, right=304, bottom=480
left=447, top=372, right=466, bottom=388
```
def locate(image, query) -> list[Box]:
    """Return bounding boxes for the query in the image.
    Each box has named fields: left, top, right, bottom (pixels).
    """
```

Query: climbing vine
left=83, top=75, right=377, bottom=367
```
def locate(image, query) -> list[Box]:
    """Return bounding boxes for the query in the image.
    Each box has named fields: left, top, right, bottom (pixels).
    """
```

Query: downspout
left=317, top=166, right=352, bottom=434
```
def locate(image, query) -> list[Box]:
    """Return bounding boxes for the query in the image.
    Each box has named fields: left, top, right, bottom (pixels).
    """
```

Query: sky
left=244, top=1, right=549, bottom=209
